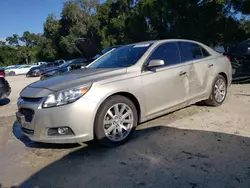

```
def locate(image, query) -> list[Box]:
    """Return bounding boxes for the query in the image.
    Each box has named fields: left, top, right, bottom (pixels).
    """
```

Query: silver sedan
left=16, top=39, right=232, bottom=147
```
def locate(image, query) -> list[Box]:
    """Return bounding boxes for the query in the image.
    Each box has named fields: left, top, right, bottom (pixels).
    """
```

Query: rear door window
left=149, top=42, right=181, bottom=67
left=179, top=42, right=203, bottom=62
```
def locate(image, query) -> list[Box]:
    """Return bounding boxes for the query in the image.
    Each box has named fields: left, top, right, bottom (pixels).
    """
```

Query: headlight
left=42, top=84, right=91, bottom=108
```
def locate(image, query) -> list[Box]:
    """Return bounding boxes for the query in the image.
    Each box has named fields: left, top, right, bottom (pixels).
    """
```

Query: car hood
left=21, top=68, right=126, bottom=97
left=41, top=67, right=57, bottom=72
left=43, top=67, right=62, bottom=74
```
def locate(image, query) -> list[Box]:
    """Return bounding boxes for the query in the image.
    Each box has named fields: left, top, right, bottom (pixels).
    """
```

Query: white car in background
left=5, top=65, right=37, bottom=76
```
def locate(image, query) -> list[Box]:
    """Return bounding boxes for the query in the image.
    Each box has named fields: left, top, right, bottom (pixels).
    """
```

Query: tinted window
left=179, top=42, right=203, bottom=62
left=201, top=47, right=210, bottom=57
left=230, top=44, right=248, bottom=55
left=149, top=42, right=180, bottom=66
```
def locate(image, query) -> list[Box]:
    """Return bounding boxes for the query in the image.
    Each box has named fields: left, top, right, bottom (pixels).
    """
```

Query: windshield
left=89, top=44, right=152, bottom=68
left=101, top=46, right=114, bottom=54
left=5, top=66, right=19, bottom=70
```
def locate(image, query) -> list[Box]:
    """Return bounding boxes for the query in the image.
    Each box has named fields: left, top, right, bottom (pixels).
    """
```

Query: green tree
left=0, top=46, right=20, bottom=66
left=2, top=0, right=250, bottom=66
left=6, top=34, right=19, bottom=46
left=59, top=0, right=100, bottom=58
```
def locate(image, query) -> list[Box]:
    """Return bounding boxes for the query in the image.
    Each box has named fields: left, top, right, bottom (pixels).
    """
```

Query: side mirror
left=147, top=59, right=165, bottom=68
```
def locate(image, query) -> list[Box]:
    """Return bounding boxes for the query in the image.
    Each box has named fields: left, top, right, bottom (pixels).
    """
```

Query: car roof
left=239, top=39, right=250, bottom=44
left=127, top=39, right=207, bottom=46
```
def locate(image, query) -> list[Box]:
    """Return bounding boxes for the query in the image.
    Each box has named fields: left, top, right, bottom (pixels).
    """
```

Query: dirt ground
left=0, top=75, right=250, bottom=188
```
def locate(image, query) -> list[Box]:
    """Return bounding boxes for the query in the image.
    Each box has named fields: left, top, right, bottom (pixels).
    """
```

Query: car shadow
left=12, top=104, right=204, bottom=150
left=0, top=98, right=10, bottom=106
left=15, top=126, right=250, bottom=188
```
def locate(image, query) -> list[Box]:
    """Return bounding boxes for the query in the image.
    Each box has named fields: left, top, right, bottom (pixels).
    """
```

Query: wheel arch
left=218, top=72, right=228, bottom=86
left=108, top=92, right=141, bottom=123
left=93, top=91, right=142, bottom=140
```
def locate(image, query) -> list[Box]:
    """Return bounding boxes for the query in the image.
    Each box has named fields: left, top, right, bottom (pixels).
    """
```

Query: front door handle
left=179, top=71, right=187, bottom=76
left=208, top=64, right=214, bottom=68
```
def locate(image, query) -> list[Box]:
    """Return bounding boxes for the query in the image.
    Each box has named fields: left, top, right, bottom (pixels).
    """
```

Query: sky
left=0, top=0, right=68, bottom=40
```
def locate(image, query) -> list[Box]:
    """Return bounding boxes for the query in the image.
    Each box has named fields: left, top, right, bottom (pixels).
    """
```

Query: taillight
left=226, top=55, right=231, bottom=61
left=0, top=71, right=5, bottom=77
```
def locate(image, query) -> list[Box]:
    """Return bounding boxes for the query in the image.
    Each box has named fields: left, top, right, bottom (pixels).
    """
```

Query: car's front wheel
left=94, top=95, right=138, bottom=147
left=205, top=75, right=227, bottom=106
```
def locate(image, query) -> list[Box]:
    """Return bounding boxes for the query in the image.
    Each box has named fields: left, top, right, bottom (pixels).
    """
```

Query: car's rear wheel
left=205, top=75, right=227, bottom=106
left=94, top=95, right=138, bottom=147
left=9, top=71, right=15, bottom=76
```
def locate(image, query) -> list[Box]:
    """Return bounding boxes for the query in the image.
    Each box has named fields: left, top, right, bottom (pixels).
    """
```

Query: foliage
left=0, top=0, right=250, bottom=66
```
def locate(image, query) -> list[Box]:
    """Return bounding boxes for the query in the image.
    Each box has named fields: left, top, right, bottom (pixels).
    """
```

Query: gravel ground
left=0, top=75, right=250, bottom=188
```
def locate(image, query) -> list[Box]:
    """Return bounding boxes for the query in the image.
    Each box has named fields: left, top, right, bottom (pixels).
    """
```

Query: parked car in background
left=40, top=58, right=88, bottom=79
left=74, top=38, right=122, bottom=62
left=213, top=46, right=225, bottom=54
left=5, top=65, right=37, bottom=76
left=26, top=60, right=65, bottom=77
left=40, top=41, right=122, bottom=79
left=0, top=68, right=5, bottom=77
left=5, top=65, right=18, bottom=70
left=0, top=77, right=11, bottom=100
left=224, top=39, right=250, bottom=82
left=17, top=39, right=232, bottom=147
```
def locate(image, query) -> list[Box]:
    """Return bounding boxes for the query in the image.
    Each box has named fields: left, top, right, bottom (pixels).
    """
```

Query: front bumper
left=0, top=89, right=11, bottom=99
left=16, top=96, right=98, bottom=144
left=26, top=71, right=41, bottom=77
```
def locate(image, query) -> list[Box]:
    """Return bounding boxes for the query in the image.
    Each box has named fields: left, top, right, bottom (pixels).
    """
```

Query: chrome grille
left=21, top=97, right=42, bottom=102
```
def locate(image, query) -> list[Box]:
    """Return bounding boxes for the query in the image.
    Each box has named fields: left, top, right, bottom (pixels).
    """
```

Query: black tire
left=9, top=71, right=15, bottom=76
left=205, top=75, right=227, bottom=106
left=94, top=95, right=138, bottom=147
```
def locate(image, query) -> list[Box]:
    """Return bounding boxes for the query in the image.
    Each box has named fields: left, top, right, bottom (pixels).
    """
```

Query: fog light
left=47, top=127, right=74, bottom=136
left=58, top=127, right=69, bottom=135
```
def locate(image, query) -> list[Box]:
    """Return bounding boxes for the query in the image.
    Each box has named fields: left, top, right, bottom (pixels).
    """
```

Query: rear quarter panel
left=213, top=54, right=232, bottom=87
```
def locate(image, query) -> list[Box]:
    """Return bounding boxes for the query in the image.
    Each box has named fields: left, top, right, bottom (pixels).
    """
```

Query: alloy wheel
left=103, top=103, right=134, bottom=142
left=214, top=78, right=226, bottom=103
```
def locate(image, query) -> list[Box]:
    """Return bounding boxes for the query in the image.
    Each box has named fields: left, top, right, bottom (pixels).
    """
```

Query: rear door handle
left=208, top=64, right=214, bottom=68
left=179, top=71, right=187, bottom=76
